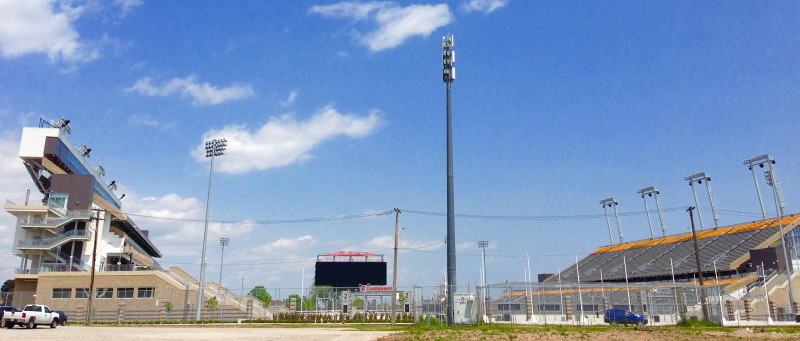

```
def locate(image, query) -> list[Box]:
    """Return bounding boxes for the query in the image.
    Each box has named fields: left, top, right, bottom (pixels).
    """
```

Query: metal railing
left=19, top=210, right=92, bottom=228
left=102, top=264, right=156, bottom=272
left=16, top=229, right=91, bottom=249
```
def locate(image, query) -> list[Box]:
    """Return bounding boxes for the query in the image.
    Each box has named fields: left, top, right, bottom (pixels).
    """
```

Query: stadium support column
left=704, top=178, right=720, bottom=229
left=688, top=206, right=710, bottom=321
left=654, top=190, right=667, bottom=237
left=442, top=34, right=457, bottom=325
left=641, top=193, right=654, bottom=239
left=612, top=201, right=624, bottom=243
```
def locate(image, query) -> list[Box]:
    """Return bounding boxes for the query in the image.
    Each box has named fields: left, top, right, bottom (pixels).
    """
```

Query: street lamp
left=638, top=186, right=667, bottom=238
left=196, top=138, right=227, bottom=321
left=442, top=34, right=457, bottom=326
left=599, top=198, right=623, bottom=243
left=684, top=172, right=720, bottom=230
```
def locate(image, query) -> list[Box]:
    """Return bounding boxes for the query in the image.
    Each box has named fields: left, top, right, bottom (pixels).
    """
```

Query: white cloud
left=128, top=114, right=160, bottom=127
left=0, top=130, right=43, bottom=280
left=462, top=0, right=507, bottom=13
left=280, top=90, right=299, bottom=107
left=114, top=0, right=143, bottom=17
left=118, top=187, right=254, bottom=257
left=0, top=0, right=98, bottom=62
left=192, top=105, right=382, bottom=174
left=310, top=1, right=452, bottom=52
left=125, top=76, right=255, bottom=105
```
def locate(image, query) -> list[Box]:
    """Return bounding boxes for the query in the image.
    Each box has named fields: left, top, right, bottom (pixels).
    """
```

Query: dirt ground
left=0, top=325, right=397, bottom=341
left=377, top=326, right=800, bottom=340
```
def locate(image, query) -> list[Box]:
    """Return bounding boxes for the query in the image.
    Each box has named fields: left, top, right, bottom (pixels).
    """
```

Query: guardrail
left=16, top=229, right=92, bottom=249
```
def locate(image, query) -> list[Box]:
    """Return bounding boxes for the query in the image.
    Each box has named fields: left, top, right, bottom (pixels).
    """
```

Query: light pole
left=219, top=237, right=229, bottom=320
left=763, top=159, right=797, bottom=315
left=442, top=34, right=457, bottom=325
left=390, top=208, right=401, bottom=325
left=478, top=240, right=488, bottom=321
left=600, top=198, right=623, bottom=243
left=743, top=155, right=769, bottom=221
left=685, top=172, right=720, bottom=230
left=196, top=138, right=227, bottom=321
left=638, top=186, right=667, bottom=238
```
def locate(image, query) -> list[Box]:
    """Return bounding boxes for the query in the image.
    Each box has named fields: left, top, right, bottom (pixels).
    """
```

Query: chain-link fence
left=4, top=279, right=796, bottom=325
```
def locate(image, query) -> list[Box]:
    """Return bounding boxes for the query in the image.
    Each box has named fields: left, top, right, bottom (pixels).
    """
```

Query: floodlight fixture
left=742, top=154, right=772, bottom=221
left=220, top=237, right=230, bottom=246
left=119, top=194, right=126, bottom=200
left=80, top=144, right=92, bottom=157
left=477, top=240, right=488, bottom=249
left=205, top=139, right=227, bottom=158
left=96, top=165, right=105, bottom=177
left=58, top=117, right=71, bottom=134
left=108, top=181, right=117, bottom=191
left=637, top=186, right=667, bottom=239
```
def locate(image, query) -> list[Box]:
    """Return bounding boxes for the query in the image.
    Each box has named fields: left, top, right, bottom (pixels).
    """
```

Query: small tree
left=165, top=302, right=173, bottom=312
left=1, top=279, right=13, bottom=292
left=207, top=296, right=219, bottom=311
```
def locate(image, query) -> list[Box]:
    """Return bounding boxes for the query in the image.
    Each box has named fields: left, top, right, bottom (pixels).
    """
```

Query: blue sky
left=0, top=0, right=799, bottom=294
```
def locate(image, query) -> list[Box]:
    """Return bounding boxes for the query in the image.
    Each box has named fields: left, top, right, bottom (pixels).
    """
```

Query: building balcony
left=18, top=209, right=92, bottom=229
left=15, top=263, right=87, bottom=275
left=4, top=199, right=68, bottom=218
left=16, top=229, right=91, bottom=250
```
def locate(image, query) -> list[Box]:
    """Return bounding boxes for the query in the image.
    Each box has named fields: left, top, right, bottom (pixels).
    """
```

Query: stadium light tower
left=219, top=237, right=229, bottom=321
left=743, top=154, right=771, bottom=221
left=759, top=157, right=797, bottom=315
left=638, top=186, right=667, bottom=238
left=600, top=198, right=623, bottom=243
left=477, top=240, right=488, bottom=320
left=196, top=138, right=227, bottom=321
left=442, top=34, right=457, bottom=325
left=684, top=172, right=719, bottom=230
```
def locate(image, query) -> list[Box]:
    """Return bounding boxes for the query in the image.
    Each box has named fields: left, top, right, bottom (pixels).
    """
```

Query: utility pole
left=442, top=34, right=457, bottom=325
left=196, top=138, right=227, bottom=321
left=390, top=208, right=401, bottom=325
left=688, top=206, right=710, bottom=320
left=478, top=240, right=488, bottom=322
left=85, top=208, right=101, bottom=325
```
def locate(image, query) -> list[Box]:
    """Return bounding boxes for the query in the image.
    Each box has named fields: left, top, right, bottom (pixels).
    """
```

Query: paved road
left=0, top=325, right=396, bottom=341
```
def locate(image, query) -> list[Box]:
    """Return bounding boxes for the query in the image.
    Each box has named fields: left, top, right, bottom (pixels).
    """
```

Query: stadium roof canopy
left=547, top=215, right=800, bottom=283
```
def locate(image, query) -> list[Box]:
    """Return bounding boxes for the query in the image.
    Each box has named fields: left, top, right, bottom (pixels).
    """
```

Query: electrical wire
left=124, top=210, right=394, bottom=225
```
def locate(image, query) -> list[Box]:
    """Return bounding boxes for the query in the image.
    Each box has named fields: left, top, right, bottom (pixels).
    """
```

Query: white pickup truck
left=1, top=304, right=59, bottom=329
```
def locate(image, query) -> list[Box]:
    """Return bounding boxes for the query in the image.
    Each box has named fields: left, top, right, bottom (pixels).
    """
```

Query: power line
left=125, top=210, right=394, bottom=225
left=402, top=207, right=764, bottom=221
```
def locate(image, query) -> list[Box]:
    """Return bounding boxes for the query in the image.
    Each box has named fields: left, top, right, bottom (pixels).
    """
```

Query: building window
left=75, top=288, right=90, bottom=299
left=117, top=288, right=134, bottom=299
left=137, top=287, right=155, bottom=298
left=48, top=193, right=69, bottom=210
left=96, top=288, right=113, bottom=299
left=52, top=288, right=71, bottom=299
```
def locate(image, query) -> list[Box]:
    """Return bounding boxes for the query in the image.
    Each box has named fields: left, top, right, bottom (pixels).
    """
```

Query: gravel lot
left=0, top=325, right=397, bottom=341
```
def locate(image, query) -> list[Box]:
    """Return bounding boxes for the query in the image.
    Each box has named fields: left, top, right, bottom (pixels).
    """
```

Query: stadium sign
left=360, top=285, right=393, bottom=292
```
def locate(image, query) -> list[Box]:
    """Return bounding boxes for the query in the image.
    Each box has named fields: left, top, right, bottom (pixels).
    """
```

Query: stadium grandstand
left=547, top=215, right=800, bottom=284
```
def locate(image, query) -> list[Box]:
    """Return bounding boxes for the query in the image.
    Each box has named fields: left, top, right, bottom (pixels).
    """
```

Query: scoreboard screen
left=315, top=261, right=387, bottom=287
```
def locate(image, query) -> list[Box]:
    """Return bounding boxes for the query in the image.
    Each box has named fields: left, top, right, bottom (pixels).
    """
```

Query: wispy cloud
left=309, top=1, right=452, bottom=52
left=114, top=0, right=143, bottom=17
left=462, top=0, right=507, bottom=13
left=280, top=90, right=299, bottom=107
left=192, top=105, right=382, bottom=174
left=0, top=0, right=99, bottom=62
left=125, top=76, right=255, bottom=105
left=128, top=114, right=160, bottom=127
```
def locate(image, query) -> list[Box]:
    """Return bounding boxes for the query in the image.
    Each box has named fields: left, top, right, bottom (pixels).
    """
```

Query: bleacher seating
left=546, top=215, right=800, bottom=283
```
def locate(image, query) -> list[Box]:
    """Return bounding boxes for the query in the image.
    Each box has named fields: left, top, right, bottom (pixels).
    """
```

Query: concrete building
left=4, top=121, right=268, bottom=320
